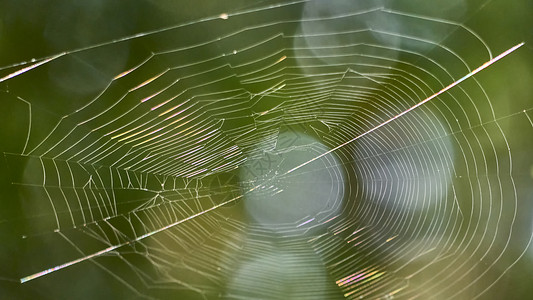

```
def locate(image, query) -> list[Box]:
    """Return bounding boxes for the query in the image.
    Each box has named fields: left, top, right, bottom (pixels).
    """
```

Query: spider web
left=1, top=0, right=533, bottom=299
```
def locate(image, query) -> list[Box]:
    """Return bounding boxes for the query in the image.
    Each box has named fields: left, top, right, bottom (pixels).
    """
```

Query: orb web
left=1, top=0, right=532, bottom=299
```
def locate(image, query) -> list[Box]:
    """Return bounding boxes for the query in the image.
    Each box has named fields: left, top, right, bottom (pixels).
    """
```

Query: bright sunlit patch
left=228, top=250, right=331, bottom=298
left=241, top=131, right=345, bottom=233
left=294, top=0, right=398, bottom=78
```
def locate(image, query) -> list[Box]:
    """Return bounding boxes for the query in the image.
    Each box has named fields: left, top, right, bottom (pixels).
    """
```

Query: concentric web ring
left=1, top=0, right=532, bottom=299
